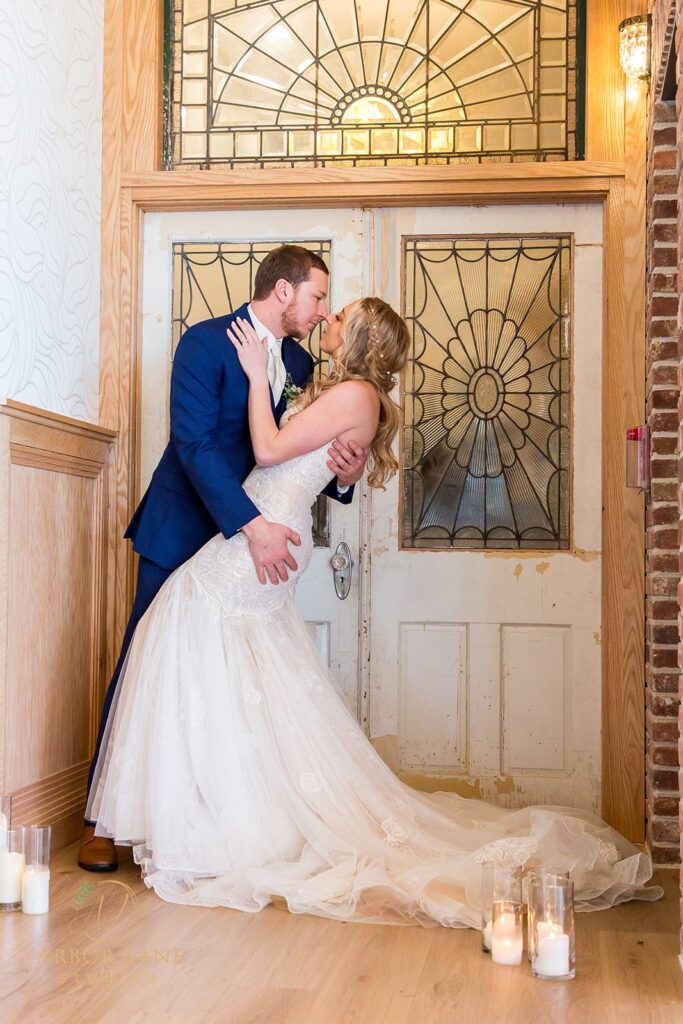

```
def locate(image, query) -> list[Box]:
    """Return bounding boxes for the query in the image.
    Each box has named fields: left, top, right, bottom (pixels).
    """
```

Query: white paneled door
left=140, top=208, right=369, bottom=714
left=370, top=205, right=603, bottom=811
left=140, top=202, right=604, bottom=813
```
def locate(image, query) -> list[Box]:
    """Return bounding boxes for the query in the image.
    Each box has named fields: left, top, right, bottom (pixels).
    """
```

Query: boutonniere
left=282, top=372, right=303, bottom=406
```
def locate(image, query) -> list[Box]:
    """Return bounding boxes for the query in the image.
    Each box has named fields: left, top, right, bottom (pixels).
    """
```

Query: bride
left=88, top=297, right=661, bottom=926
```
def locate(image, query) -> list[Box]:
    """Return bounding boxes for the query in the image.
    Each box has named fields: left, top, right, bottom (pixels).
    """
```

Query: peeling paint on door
left=495, top=775, right=523, bottom=796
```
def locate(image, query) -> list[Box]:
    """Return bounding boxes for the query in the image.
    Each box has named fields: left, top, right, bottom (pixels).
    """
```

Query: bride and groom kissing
left=77, top=244, right=659, bottom=925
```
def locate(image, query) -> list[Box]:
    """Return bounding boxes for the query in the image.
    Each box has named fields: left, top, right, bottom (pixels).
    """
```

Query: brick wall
left=647, top=99, right=681, bottom=866
left=676, top=0, right=683, bottom=950
left=648, top=0, right=683, bottom=961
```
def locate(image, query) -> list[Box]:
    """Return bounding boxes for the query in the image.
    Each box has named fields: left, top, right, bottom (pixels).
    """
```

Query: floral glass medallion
left=402, top=235, right=571, bottom=550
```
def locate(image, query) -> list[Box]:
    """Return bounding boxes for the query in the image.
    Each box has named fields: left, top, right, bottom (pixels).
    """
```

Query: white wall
left=0, top=0, right=104, bottom=422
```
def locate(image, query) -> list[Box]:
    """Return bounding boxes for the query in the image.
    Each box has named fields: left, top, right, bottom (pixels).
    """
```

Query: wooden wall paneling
left=116, top=187, right=141, bottom=623
left=101, top=0, right=161, bottom=643
left=121, top=0, right=163, bottom=173
left=100, top=0, right=123, bottom=434
left=7, top=464, right=95, bottom=785
left=602, top=174, right=646, bottom=841
left=0, top=402, right=116, bottom=848
left=585, top=0, right=649, bottom=162
left=616, top=80, right=647, bottom=841
left=0, top=413, right=10, bottom=794
left=99, top=0, right=124, bottom=675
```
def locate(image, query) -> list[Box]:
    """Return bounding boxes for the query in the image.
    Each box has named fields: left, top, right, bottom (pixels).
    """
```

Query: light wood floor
left=2, top=844, right=681, bottom=1024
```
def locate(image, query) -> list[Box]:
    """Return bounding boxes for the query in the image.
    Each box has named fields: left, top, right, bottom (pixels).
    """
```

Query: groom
left=78, top=245, right=367, bottom=871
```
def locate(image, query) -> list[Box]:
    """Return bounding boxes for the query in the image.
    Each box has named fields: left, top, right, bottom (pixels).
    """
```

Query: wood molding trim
left=120, top=162, right=620, bottom=212
left=584, top=0, right=649, bottom=162
left=0, top=403, right=117, bottom=849
left=601, top=79, right=647, bottom=842
left=9, top=763, right=90, bottom=854
left=1, top=399, right=117, bottom=440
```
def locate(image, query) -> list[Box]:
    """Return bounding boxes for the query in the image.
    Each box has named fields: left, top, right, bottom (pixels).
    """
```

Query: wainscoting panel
left=0, top=401, right=116, bottom=849
left=398, top=622, right=468, bottom=773
left=501, top=624, right=571, bottom=777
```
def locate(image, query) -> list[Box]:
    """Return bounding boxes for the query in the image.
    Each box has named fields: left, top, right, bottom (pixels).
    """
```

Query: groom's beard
left=282, top=298, right=315, bottom=340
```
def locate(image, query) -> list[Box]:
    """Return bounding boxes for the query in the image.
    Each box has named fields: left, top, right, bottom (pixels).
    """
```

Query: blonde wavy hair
left=293, top=297, right=410, bottom=488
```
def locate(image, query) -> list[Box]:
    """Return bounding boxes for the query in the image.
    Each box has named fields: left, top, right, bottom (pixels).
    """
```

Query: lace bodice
left=178, top=438, right=335, bottom=618
left=242, top=441, right=334, bottom=525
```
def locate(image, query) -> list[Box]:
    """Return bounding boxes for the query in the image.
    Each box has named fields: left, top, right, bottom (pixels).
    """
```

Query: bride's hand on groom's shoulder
left=227, top=318, right=269, bottom=381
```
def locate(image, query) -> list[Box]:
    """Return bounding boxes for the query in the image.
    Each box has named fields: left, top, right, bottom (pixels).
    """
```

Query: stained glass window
left=171, top=239, right=331, bottom=544
left=402, top=236, right=571, bottom=550
left=166, top=0, right=585, bottom=168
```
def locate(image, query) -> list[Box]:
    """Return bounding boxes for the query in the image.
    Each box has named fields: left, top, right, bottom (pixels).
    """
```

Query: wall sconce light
left=618, top=15, right=650, bottom=80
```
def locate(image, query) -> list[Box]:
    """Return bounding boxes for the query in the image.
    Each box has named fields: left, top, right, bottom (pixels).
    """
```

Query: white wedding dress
left=88, top=430, right=661, bottom=927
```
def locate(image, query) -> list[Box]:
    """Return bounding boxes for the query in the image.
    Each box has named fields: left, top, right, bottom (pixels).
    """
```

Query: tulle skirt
left=88, top=568, right=661, bottom=927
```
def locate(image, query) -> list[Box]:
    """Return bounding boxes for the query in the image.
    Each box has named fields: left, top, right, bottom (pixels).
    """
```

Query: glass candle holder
left=481, top=862, right=522, bottom=953
left=491, top=899, right=524, bottom=965
left=0, top=826, right=26, bottom=911
left=525, top=867, right=570, bottom=960
left=22, top=825, right=51, bottom=915
left=528, top=875, right=576, bottom=980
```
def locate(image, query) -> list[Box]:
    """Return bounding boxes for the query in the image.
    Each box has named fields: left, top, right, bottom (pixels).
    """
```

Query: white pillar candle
left=493, top=912, right=517, bottom=935
left=534, top=929, right=570, bottom=977
left=491, top=914, right=524, bottom=965
left=21, top=867, right=50, bottom=914
left=491, top=932, right=524, bottom=966
left=0, top=851, right=25, bottom=905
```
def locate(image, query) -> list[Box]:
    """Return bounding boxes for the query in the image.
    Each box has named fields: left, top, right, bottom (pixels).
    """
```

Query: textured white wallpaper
left=0, top=0, right=104, bottom=422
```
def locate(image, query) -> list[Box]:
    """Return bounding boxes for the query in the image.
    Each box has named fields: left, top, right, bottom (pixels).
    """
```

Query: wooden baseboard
left=9, top=762, right=89, bottom=851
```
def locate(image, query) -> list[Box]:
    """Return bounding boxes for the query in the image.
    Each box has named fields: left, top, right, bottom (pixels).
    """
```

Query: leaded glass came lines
left=402, top=236, right=571, bottom=550
left=167, top=0, right=584, bottom=167
left=171, top=239, right=332, bottom=545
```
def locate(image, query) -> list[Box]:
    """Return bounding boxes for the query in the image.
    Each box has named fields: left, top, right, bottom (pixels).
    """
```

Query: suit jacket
left=125, top=302, right=353, bottom=571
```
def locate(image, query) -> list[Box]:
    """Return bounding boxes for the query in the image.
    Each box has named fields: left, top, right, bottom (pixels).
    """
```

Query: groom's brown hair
left=252, top=244, right=329, bottom=301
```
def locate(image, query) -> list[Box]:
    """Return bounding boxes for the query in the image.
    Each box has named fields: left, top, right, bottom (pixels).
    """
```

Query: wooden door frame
left=99, top=161, right=643, bottom=841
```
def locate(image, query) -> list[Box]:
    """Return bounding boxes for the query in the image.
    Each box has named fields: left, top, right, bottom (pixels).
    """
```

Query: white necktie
left=268, top=339, right=286, bottom=405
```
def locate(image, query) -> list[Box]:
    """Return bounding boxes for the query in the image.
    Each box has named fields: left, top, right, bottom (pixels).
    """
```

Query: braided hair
left=291, top=297, right=410, bottom=488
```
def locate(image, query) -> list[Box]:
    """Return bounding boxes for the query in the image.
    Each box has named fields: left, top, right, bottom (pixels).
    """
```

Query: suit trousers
left=84, top=556, right=173, bottom=825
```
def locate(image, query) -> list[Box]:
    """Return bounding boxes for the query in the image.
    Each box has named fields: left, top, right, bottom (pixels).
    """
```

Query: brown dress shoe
left=77, top=826, right=118, bottom=872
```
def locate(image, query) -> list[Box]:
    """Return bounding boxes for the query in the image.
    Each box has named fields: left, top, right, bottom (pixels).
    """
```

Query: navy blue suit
left=85, top=303, right=352, bottom=818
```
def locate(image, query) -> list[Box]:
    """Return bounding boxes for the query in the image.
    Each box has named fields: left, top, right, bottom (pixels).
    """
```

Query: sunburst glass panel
left=402, top=236, right=571, bottom=550
left=171, top=239, right=332, bottom=545
left=166, top=0, right=584, bottom=167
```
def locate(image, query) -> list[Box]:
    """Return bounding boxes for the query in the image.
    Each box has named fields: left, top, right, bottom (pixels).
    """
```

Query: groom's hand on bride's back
left=327, top=440, right=368, bottom=488
left=241, top=515, right=301, bottom=585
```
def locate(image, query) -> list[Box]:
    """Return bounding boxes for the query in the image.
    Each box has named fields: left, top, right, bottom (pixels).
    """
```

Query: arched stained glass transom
left=166, top=0, right=584, bottom=167
left=402, top=235, right=571, bottom=550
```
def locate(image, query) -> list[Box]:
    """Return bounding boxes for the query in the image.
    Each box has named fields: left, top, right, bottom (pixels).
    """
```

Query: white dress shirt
left=247, top=304, right=286, bottom=405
